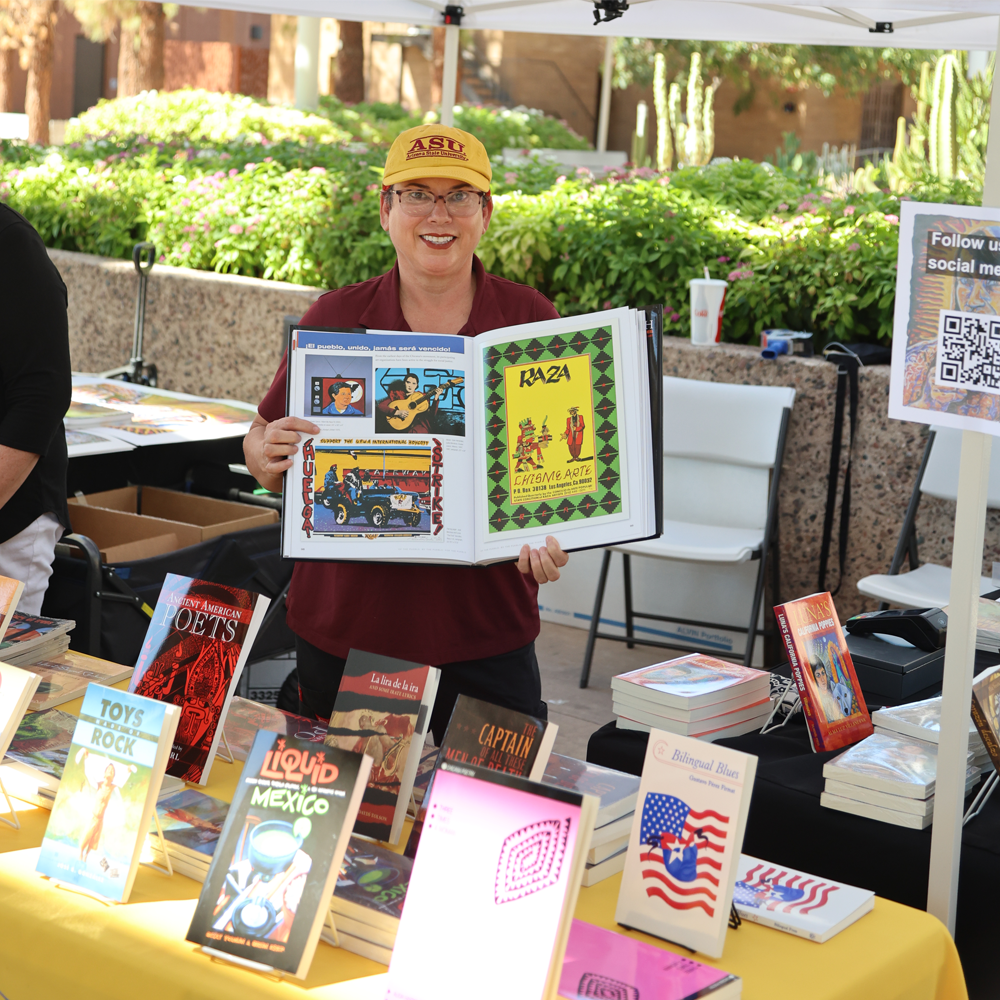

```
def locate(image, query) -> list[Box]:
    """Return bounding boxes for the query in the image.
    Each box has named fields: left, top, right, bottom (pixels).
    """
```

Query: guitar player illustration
left=376, top=372, right=465, bottom=434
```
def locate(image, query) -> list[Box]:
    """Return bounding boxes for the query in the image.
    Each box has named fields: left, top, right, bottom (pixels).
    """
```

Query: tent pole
left=597, top=36, right=614, bottom=152
left=926, top=17, right=1000, bottom=935
left=441, top=24, right=460, bottom=127
left=294, top=16, right=321, bottom=112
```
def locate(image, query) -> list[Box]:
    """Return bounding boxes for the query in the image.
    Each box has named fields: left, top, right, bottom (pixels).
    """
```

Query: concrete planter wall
left=51, top=248, right=979, bottom=615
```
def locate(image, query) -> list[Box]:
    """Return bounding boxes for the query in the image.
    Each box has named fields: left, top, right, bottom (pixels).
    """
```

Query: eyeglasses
left=388, top=187, right=487, bottom=218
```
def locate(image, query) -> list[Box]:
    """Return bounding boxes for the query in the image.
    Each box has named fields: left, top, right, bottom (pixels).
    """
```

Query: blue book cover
left=36, top=683, right=177, bottom=902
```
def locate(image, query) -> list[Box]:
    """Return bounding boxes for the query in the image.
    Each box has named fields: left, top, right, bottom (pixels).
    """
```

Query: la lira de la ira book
left=323, top=649, right=440, bottom=845
left=129, top=573, right=270, bottom=785
left=615, top=729, right=757, bottom=959
left=35, top=683, right=180, bottom=903
left=185, top=729, right=372, bottom=980
left=280, top=307, right=657, bottom=565
left=774, top=592, right=873, bottom=753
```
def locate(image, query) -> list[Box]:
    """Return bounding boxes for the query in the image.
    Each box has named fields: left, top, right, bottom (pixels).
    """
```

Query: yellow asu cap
left=382, top=125, right=492, bottom=191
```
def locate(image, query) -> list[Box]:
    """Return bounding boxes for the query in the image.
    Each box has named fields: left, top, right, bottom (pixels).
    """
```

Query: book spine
left=970, top=693, right=1000, bottom=775
left=734, top=907, right=819, bottom=942
left=774, top=604, right=823, bottom=752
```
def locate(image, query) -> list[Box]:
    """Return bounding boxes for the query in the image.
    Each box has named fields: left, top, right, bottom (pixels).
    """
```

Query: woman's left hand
left=517, top=536, right=569, bottom=584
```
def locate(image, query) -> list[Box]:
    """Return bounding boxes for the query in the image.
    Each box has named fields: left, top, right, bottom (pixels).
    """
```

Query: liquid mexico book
left=35, top=683, right=180, bottom=903
left=385, top=761, right=597, bottom=1000
left=129, top=574, right=270, bottom=785
left=774, top=593, right=873, bottom=753
left=281, top=308, right=660, bottom=566
left=186, top=729, right=371, bottom=979
left=615, top=730, right=757, bottom=959
left=323, top=649, right=439, bottom=844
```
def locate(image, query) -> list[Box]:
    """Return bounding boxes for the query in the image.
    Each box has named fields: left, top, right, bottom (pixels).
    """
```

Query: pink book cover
left=558, top=920, right=739, bottom=1000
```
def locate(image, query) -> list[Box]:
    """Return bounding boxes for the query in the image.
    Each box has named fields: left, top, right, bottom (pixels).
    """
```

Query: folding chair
left=580, top=376, right=795, bottom=688
left=856, top=426, right=1000, bottom=609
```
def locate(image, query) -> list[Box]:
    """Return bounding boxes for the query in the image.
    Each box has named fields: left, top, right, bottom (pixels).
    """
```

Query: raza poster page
left=889, top=202, right=1000, bottom=436
left=282, top=328, right=476, bottom=564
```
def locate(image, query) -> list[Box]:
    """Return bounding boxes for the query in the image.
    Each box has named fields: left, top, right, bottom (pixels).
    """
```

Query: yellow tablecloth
left=0, top=692, right=967, bottom=1000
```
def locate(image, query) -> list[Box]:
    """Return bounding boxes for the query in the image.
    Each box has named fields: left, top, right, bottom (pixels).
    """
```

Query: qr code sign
left=936, top=309, right=1000, bottom=395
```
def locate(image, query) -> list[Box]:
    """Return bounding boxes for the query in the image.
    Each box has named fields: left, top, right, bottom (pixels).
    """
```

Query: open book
left=281, top=307, right=662, bottom=565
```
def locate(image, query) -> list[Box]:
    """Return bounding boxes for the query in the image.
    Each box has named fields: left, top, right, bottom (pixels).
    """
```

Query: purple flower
left=885, top=214, right=899, bottom=225
left=849, top=242, right=860, bottom=251
left=717, top=256, right=730, bottom=263
left=728, top=268, right=754, bottom=281
left=603, top=300, right=612, bottom=309
left=670, top=312, right=679, bottom=321
left=309, top=166, right=327, bottom=175
left=180, top=198, right=190, bottom=207
left=229, top=224, right=243, bottom=235
left=557, top=224, right=565, bottom=232
left=777, top=203, right=788, bottom=211
left=181, top=241, right=192, bottom=253
left=504, top=172, right=518, bottom=184
left=843, top=206, right=855, bottom=217
left=228, top=168, right=238, bottom=178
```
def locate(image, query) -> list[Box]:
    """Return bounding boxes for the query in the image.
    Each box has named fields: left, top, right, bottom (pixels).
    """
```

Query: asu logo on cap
left=406, top=135, right=468, bottom=162
left=383, top=124, right=492, bottom=191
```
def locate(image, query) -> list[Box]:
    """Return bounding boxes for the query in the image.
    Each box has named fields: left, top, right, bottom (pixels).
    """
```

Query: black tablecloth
left=588, top=715, right=999, bottom=999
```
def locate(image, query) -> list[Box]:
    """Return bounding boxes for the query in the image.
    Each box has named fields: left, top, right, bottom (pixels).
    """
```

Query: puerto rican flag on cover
left=734, top=860, right=836, bottom=915
left=638, top=793, right=729, bottom=917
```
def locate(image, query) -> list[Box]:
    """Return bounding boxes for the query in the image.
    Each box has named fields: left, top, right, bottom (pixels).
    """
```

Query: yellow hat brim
left=382, top=163, right=491, bottom=192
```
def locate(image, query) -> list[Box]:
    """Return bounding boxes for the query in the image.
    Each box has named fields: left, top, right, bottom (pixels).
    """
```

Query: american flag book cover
left=615, top=730, right=757, bottom=958
left=733, top=855, right=874, bottom=943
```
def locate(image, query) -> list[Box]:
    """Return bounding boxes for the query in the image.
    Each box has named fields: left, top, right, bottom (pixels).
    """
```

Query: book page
left=282, top=328, right=476, bottom=564
left=472, top=308, right=654, bottom=563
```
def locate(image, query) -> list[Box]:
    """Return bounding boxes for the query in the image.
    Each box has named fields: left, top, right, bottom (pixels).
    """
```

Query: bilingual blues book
left=36, top=683, right=180, bottom=903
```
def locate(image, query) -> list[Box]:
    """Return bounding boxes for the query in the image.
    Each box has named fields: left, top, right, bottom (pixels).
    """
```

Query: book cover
left=324, top=649, right=440, bottom=844
left=971, top=664, right=1000, bottom=774
left=385, top=761, right=596, bottom=1000
left=611, top=654, right=769, bottom=712
left=873, top=695, right=984, bottom=750
left=154, top=788, right=230, bottom=866
left=774, top=592, right=873, bottom=752
left=733, top=855, right=874, bottom=943
left=224, top=696, right=328, bottom=762
left=185, top=729, right=372, bottom=979
left=0, top=612, right=75, bottom=666
left=35, top=683, right=180, bottom=902
left=3, top=706, right=78, bottom=782
left=558, top=919, right=740, bottom=1000
left=27, top=651, right=133, bottom=713
left=411, top=743, right=439, bottom=806
left=0, top=576, right=24, bottom=643
left=541, top=753, right=639, bottom=829
left=332, top=836, right=413, bottom=933
left=615, top=730, right=758, bottom=959
left=0, top=662, right=41, bottom=760
left=130, top=573, right=270, bottom=785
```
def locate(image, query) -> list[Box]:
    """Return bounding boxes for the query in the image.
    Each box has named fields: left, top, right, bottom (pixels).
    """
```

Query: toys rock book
left=616, top=730, right=757, bottom=959
left=281, top=309, right=661, bottom=566
left=774, top=592, right=873, bottom=752
left=35, top=683, right=180, bottom=902
left=129, top=573, right=270, bottom=785
left=186, top=729, right=371, bottom=979
left=324, top=649, right=439, bottom=844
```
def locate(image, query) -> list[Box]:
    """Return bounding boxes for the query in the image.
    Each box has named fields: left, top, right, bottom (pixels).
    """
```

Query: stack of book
left=612, top=654, right=772, bottom=742
left=147, top=788, right=229, bottom=881
left=872, top=696, right=989, bottom=769
left=820, top=732, right=980, bottom=829
left=0, top=612, right=75, bottom=668
left=541, top=753, right=640, bottom=886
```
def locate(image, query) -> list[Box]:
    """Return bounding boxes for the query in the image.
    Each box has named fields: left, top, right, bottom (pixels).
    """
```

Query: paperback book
left=385, top=760, right=597, bottom=1000
left=35, top=683, right=180, bottom=902
left=558, top=919, right=741, bottom=1000
left=27, top=651, right=133, bottom=712
left=282, top=308, right=661, bottom=566
left=0, top=576, right=24, bottom=642
left=0, top=612, right=74, bottom=667
left=615, top=730, right=758, bottom=958
left=540, top=753, right=639, bottom=829
left=971, top=664, right=1000, bottom=773
left=150, top=787, right=230, bottom=874
left=733, top=855, right=874, bottom=942
left=186, top=729, right=371, bottom=979
left=873, top=695, right=985, bottom=753
left=224, top=696, right=328, bottom=761
left=2, top=707, right=80, bottom=805
left=0, top=663, right=41, bottom=761
left=774, top=592, right=873, bottom=752
left=324, top=649, right=440, bottom=844
left=129, top=573, right=270, bottom=784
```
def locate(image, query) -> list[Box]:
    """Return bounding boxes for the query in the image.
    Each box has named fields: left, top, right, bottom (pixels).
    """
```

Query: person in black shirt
left=0, top=205, right=71, bottom=613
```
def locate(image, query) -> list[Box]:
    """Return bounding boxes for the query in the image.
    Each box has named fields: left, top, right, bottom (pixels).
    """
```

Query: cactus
left=684, top=52, right=705, bottom=167
left=653, top=51, right=672, bottom=171
left=929, top=53, right=959, bottom=181
left=702, top=83, right=715, bottom=164
left=668, top=80, right=685, bottom=161
left=892, top=115, right=907, bottom=165
left=911, top=60, right=931, bottom=159
left=630, top=99, right=650, bottom=167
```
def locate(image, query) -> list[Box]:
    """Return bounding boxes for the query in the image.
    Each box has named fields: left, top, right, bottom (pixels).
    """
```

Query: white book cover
left=0, top=662, right=41, bottom=759
left=733, top=855, right=874, bottom=943
left=540, top=753, right=640, bottom=828
left=822, top=732, right=973, bottom=799
left=616, top=711, right=769, bottom=743
left=613, top=697, right=770, bottom=736
left=612, top=654, right=769, bottom=712
left=615, top=729, right=757, bottom=958
left=820, top=791, right=931, bottom=830
left=872, top=696, right=984, bottom=750
left=824, top=769, right=980, bottom=817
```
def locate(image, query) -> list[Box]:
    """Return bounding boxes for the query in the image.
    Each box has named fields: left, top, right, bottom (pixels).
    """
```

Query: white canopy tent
left=200, top=0, right=1000, bottom=942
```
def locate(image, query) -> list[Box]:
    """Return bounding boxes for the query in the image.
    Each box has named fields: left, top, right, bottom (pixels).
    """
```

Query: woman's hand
left=517, top=536, right=569, bottom=584
left=244, top=414, right=320, bottom=493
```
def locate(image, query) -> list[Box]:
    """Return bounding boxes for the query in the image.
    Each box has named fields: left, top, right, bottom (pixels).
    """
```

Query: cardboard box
left=67, top=486, right=278, bottom=562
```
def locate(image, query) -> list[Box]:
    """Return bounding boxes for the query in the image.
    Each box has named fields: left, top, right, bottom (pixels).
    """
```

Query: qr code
left=936, top=309, right=1000, bottom=394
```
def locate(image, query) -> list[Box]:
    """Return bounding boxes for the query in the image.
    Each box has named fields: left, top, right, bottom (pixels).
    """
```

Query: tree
left=334, top=20, right=364, bottom=104
left=0, top=0, right=58, bottom=143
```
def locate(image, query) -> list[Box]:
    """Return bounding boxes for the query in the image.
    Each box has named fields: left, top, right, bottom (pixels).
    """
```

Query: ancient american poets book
left=971, top=664, right=1000, bottom=775
left=540, top=753, right=639, bottom=829
left=0, top=576, right=24, bottom=643
left=281, top=309, right=661, bottom=567
left=129, top=573, right=270, bottom=785
left=223, top=696, right=327, bottom=762
left=35, top=683, right=180, bottom=903
left=0, top=663, right=41, bottom=763
left=185, top=729, right=371, bottom=979
left=774, top=592, right=873, bottom=753
left=323, top=649, right=440, bottom=845
left=733, top=855, right=873, bottom=943
left=558, top=919, right=741, bottom=1000
left=385, top=761, right=597, bottom=1000
left=615, top=730, right=757, bottom=959
left=0, top=612, right=74, bottom=667
left=27, top=651, right=133, bottom=712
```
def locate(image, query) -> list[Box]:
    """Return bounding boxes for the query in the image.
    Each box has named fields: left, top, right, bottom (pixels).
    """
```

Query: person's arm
left=0, top=446, right=39, bottom=509
left=517, top=535, right=569, bottom=584
left=244, top=414, right=320, bottom=494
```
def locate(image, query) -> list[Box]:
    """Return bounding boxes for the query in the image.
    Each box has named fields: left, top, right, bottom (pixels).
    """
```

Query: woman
left=244, top=125, right=569, bottom=742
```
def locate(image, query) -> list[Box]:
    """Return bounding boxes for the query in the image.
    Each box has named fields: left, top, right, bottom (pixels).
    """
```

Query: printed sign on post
left=889, top=202, right=1000, bottom=435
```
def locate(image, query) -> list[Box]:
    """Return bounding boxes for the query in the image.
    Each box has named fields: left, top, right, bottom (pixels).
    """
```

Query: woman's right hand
left=244, top=414, right=320, bottom=492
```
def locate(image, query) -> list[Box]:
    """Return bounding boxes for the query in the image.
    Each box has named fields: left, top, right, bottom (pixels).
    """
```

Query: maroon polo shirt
left=258, top=256, right=559, bottom=664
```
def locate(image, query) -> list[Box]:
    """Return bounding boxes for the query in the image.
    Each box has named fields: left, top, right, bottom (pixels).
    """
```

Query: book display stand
left=216, top=729, right=234, bottom=765
left=964, top=770, right=998, bottom=825
left=0, top=774, right=20, bottom=831
left=142, top=810, right=174, bottom=877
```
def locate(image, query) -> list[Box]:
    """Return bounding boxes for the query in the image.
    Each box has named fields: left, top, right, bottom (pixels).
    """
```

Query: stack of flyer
left=541, top=754, right=639, bottom=887
left=612, top=655, right=772, bottom=742
left=873, top=696, right=989, bottom=769
left=820, top=732, right=980, bottom=829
